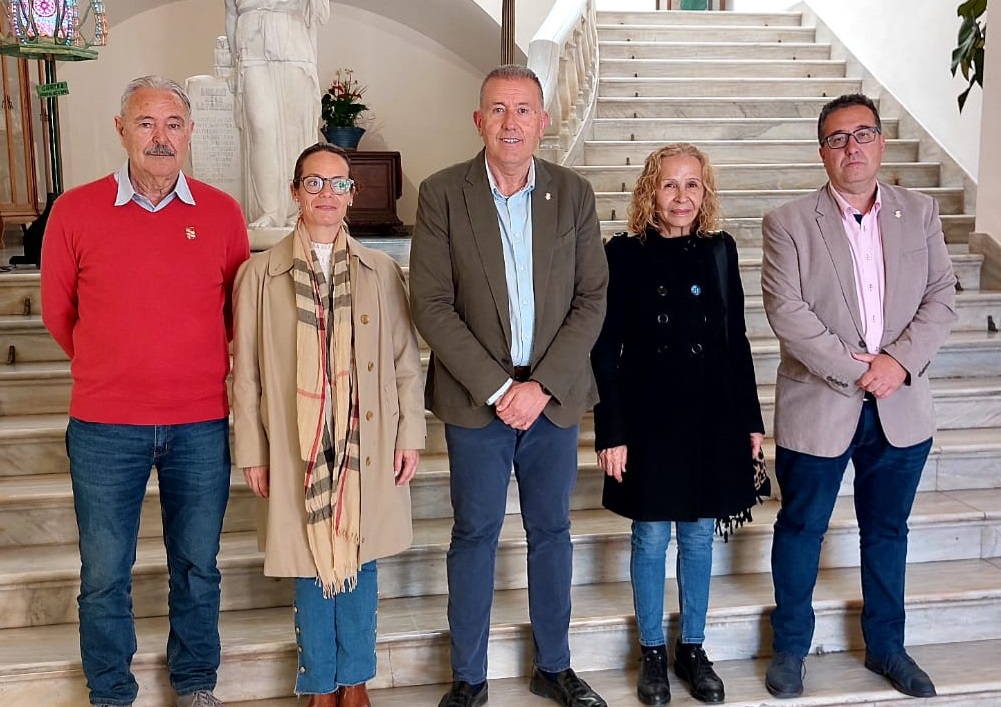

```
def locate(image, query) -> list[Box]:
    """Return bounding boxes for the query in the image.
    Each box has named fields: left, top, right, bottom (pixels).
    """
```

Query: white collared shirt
left=113, top=161, right=195, bottom=212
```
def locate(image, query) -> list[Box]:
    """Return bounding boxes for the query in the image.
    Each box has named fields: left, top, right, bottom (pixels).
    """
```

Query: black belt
left=512, top=366, right=531, bottom=382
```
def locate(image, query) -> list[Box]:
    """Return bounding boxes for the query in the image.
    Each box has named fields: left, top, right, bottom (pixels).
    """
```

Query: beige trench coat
left=231, top=233, right=426, bottom=576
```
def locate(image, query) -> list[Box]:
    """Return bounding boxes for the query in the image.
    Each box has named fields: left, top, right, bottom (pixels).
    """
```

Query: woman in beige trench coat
left=232, top=143, right=425, bottom=707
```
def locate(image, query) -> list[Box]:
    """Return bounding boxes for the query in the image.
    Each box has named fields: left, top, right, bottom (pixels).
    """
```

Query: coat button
left=691, top=343, right=704, bottom=355
left=365, top=411, right=374, bottom=421
left=657, top=313, right=669, bottom=324
left=361, top=314, right=370, bottom=324
left=365, top=456, right=372, bottom=466
left=299, top=667, right=306, bottom=674
left=690, top=284, right=702, bottom=296
left=657, top=285, right=667, bottom=296
left=367, top=361, right=374, bottom=371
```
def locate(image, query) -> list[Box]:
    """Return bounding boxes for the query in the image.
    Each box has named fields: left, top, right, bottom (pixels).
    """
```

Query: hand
left=394, top=449, right=420, bottom=486
left=597, top=445, right=628, bottom=483
left=853, top=352, right=907, bottom=399
left=495, top=381, right=551, bottom=431
left=750, top=432, right=764, bottom=459
left=242, top=465, right=270, bottom=499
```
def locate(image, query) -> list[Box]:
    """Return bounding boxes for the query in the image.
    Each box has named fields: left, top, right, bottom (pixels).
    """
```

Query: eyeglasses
left=299, top=176, right=354, bottom=195
left=821, top=126, right=881, bottom=150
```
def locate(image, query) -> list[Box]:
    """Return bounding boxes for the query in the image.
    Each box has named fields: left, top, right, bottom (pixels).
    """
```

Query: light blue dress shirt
left=113, top=161, right=195, bottom=211
left=484, top=157, right=537, bottom=404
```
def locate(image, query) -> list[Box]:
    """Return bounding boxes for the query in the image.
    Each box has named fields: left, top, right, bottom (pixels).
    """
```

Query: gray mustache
left=145, top=144, right=176, bottom=156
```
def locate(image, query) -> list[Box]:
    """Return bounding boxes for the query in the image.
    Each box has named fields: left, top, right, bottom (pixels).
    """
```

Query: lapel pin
left=545, top=192, right=551, bottom=201
left=185, top=227, right=197, bottom=240
left=894, top=210, right=901, bottom=219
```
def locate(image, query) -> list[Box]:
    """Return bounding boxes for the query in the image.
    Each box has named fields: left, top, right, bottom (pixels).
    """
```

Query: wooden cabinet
left=347, top=150, right=406, bottom=238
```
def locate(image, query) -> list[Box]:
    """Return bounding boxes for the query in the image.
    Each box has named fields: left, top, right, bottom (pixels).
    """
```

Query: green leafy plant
left=321, top=69, right=369, bottom=129
left=951, top=0, right=987, bottom=112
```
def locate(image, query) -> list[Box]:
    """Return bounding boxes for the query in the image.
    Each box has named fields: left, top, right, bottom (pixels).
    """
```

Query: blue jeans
left=293, top=562, right=379, bottom=695
left=631, top=518, right=715, bottom=647
left=444, top=416, right=579, bottom=683
left=67, top=418, right=231, bottom=706
left=769, top=402, right=931, bottom=659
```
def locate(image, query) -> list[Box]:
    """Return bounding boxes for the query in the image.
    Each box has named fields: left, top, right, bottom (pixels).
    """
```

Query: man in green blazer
left=409, top=65, right=608, bottom=707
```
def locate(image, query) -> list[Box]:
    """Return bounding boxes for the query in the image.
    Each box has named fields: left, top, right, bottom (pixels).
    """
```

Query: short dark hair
left=292, top=142, right=352, bottom=185
left=479, top=64, right=544, bottom=108
left=817, top=94, right=882, bottom=145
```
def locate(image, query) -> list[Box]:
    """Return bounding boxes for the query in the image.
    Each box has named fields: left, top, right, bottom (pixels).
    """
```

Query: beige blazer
left=231, top=233, right=426, bottom=576
left=409, top=151, right=608, bottom=429
left=761, top=183, right=957, bottom=457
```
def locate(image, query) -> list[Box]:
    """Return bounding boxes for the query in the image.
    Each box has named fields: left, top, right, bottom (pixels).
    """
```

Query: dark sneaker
left=529, top=667, right=607, bottom=707
left=637, top=646, right=671, bottom=705
left=673, top=642, right=724, bottom=703
left=438, top=680, right=488, bottom=707
left=864, top=651, right=936, bottom=698
left=765, top=652, right=806, bottom=698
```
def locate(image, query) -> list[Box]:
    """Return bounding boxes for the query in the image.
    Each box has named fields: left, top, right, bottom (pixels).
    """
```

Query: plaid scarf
left=292, top=222, right=361, bottom=596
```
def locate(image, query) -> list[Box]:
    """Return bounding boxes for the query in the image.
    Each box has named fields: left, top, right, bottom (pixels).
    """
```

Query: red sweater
left=41, top=175, right=250, bottom=424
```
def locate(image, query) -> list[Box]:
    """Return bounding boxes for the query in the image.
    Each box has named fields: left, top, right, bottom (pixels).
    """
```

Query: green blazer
left=409, top=150, right=608, bottom=429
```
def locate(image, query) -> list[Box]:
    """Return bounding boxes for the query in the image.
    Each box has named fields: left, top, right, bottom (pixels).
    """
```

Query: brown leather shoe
left=306, top=692, right=339, bottom=707
left=339, top=684, right=372, bottom=707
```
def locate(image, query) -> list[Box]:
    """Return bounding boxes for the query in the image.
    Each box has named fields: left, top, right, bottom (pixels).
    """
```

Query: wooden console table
left=348, top=150, right=407, bottom=238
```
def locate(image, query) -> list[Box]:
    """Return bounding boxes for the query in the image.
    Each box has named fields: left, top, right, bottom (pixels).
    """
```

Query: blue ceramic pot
left=322, top=126, right=365, bottom=150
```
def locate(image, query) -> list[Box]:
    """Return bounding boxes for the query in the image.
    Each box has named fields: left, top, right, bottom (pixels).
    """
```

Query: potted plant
left=321, top=68, right=369, bottom=149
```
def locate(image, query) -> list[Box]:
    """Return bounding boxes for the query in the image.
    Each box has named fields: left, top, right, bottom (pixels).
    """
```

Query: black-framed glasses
left=821, top=126, right=881, bottom=150
left=299, top=176, right=354, bottom=195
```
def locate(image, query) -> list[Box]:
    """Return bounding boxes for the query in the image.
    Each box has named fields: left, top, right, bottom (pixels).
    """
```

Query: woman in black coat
left=590, top=144, right=764, bottom=705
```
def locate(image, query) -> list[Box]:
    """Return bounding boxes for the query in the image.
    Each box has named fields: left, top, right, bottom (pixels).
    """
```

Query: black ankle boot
left=674, top=641, right=724, bottom=704
left=637, top=645, right=671, bottom=705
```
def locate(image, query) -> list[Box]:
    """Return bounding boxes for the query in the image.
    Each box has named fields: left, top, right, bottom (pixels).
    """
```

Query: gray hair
left=479, top=64, right=544, bottom=108
left=119, top=75, right=191, bottom=117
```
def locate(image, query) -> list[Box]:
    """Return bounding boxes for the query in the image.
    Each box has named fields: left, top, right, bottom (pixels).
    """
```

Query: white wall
left=55, top=0, right=487, bottom=225
left=975, top=6, right=1000, bottom=236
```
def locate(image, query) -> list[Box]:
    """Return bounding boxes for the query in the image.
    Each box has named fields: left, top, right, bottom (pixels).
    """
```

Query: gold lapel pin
left=185, top=227, right=197, bottom=240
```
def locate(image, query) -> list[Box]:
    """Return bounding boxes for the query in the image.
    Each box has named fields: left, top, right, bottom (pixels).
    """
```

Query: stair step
left=598, top=96, right=851, bottom=119
left=596, top=24, right=816, bottom=44
left=2, top=558, right=999, bottom=704
left=0, top=362, right=72, bottom=415
left=598, top=40, right=831, bottom=61
left=598, top=11, right=805, bottom=27
left=579, top=162, right=941, bottom=191
left=599, top=213, right=975, bottom=246
left=0, top=272, right=42, bottom=317
left=591, top=117, right=896, bottom=142
left=584, top=138, right=920, bottom=165
left=599, top=57, right=848, bottom=79
left=0, top=315, right=66, bottom=363
left=595, top=185, right=962, bottom=220
left=231, top=639, right=1001, bottom=707
left=599, top=76, right=863, bottom=98
left=3, top=490, right=998, bottom=628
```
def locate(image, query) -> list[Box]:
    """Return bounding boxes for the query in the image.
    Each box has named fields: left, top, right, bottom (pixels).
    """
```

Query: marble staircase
left=2, top=8, right=1001, bottom=707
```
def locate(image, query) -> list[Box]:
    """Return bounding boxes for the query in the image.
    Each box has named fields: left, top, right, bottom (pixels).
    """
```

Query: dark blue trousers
left=770, top=401, right=932, bottom=659
left=444, top=415, right=579, bottom=683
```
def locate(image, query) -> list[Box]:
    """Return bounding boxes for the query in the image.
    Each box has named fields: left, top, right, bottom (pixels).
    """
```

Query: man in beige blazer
left=409, top=66, right=608, bottom=707
left=761, top=94, right=957, bottom=700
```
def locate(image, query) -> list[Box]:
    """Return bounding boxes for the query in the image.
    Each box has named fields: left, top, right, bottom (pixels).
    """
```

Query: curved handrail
left=527, top=0, right=598, bottom=166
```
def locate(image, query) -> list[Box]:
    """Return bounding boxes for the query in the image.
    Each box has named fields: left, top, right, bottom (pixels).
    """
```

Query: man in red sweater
left=41, top=75, right=250, bottom=707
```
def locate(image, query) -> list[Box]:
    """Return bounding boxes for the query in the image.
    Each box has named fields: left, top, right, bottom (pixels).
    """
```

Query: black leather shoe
left=529, top=668, right=608, bottom=707
left=864, top=651, right=936, bottom=698
left=637, top=647, right=671, bottom=705
left=674, top=642, right=724, bottom=704
left=438, top=680, right=488, bottom=707
left=765, top=652, right=805, bottom=699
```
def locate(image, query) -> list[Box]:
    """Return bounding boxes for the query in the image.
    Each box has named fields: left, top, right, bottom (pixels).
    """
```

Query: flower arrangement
left=321, top=68, right=369, bottom=129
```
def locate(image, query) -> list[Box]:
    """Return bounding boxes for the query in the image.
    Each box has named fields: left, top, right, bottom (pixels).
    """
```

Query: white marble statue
left=225, top=0, right=330, bottom=229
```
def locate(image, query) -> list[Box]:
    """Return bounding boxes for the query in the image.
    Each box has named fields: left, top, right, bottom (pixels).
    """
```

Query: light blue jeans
left=630, top=518, right=715, bottom=647
left=67, top=417, right=230, bottom=707
left=293, top=561, right=379, bottom=695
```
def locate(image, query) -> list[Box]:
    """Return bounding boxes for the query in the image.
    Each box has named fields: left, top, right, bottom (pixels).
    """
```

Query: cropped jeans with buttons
left=630, top=518, right=715, bottom=647
left=67, top=418, right=230, bottom=707
left=293, top=562, right=378, bottom=695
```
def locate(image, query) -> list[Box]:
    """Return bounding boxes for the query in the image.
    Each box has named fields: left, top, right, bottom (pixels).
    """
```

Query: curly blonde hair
left=626, top=143, right=722, bottom=237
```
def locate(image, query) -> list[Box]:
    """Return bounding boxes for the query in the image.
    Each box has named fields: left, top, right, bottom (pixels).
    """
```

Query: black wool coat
left=590, top=230, right=764, bottom=522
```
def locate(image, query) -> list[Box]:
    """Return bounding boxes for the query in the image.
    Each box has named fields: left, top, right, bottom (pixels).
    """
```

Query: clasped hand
left=495, top=380, right=551, bottom=431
